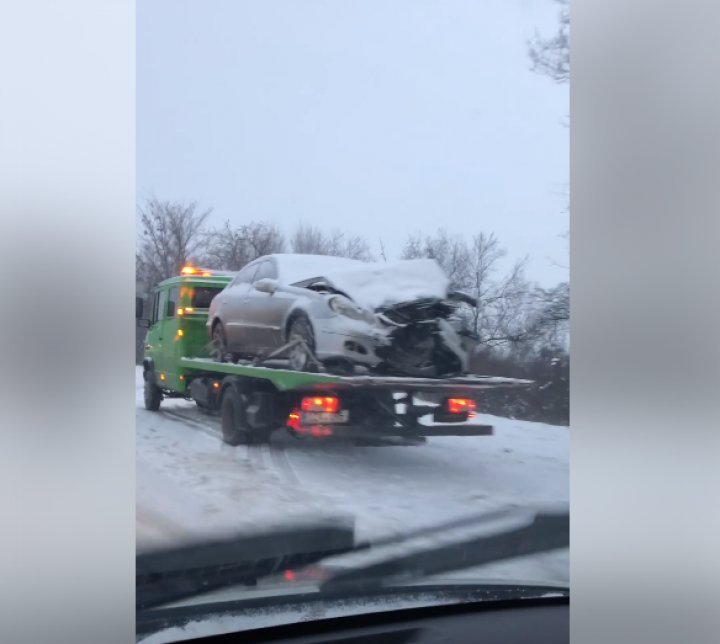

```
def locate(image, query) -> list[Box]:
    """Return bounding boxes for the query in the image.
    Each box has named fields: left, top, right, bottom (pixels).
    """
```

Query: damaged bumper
left=312, top=299, right=472, bottom=377
left=312, top=317, right=389, bottom=367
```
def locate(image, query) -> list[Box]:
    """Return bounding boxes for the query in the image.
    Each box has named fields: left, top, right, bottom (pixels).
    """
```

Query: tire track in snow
left=160, top=407, right=299, bottom=485
left=266, top=439, right=301, bottom=485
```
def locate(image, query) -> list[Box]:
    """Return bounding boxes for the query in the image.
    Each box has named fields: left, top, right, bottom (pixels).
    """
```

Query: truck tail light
left=301, top=396, right=340, bottom=413
left=446, top=398, right=477, bottom=418
left=287, top=408, right=301, bottom=430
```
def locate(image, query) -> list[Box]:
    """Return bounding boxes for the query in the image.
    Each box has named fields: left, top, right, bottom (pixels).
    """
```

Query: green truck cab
left=137, top=267, right=234, bottom=407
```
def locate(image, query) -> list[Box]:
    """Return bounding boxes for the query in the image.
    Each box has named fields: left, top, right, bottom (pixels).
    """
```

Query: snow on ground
left=136, top=367, right=568, bottom=582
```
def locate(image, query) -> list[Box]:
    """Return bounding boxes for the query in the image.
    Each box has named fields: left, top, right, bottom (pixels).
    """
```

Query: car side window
left=253, top=260, right=276, bottom=281
left=233, top=263, right=260, bottom=285
left=166, top=286, right=178, bottom=318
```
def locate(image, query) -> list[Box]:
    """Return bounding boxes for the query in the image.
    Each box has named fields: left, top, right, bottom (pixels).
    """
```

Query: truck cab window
left=157, top=290, right=168, bottom=321
left=151, top=292, right=160, bottom=324
left=167, top=287, right=178, bottom=318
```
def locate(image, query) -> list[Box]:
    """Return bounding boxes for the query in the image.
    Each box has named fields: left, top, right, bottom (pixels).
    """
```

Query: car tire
left=322, top=357, right=355, bottom=376
left=220, top=384, right=251, bottom=446
left=144, top=373, right=162, bottom=411
left=212, top=321, right=229, bottom=363
left=287, top=316, right=317, bottom=373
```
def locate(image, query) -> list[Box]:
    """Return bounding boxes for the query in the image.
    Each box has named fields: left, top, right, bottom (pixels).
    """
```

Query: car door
left=244, top=259, right=295, bottom=350
left=220, top=262, right=259, bottom=350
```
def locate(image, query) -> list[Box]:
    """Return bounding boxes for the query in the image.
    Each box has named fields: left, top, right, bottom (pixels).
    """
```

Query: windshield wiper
left=136, top=507, right=568, bottom=612
left=320, top=508, right=568, bottom=594
left=136, top=520, right=356, bottom=611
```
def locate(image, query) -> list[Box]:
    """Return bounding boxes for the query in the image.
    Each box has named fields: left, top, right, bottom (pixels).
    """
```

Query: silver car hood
left=302, top=258, right=450, bottom=310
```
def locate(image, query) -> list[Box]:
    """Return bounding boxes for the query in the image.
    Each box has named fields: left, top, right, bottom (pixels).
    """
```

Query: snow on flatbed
left=136, top=367, right=568, bottom=582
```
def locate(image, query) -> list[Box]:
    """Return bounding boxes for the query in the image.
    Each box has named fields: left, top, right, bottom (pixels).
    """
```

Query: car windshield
left=135, top=1, right=569, bottom=642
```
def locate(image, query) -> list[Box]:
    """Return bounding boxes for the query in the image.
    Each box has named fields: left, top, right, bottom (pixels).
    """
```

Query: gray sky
left=138, top=0, right=568, bottom=286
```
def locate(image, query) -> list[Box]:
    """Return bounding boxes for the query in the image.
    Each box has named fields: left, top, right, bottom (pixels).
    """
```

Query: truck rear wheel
left=221, top=386, right=249, bottom=445
left=221, top=382, right=272, bottom=445
left=144, top=375, right=162, bottom=411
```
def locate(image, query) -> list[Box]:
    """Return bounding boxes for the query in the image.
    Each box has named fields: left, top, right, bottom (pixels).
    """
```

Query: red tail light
left=287, top=408, right=301, bottom=430
left=446, top=398, right=477, bottom=416
left=301, top=396, right=340, bottom=413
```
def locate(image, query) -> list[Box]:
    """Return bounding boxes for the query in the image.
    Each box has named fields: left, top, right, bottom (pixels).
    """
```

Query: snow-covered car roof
left=262, top=254, right=450, bottom=309
left=271, top=254, right=368, bottom=284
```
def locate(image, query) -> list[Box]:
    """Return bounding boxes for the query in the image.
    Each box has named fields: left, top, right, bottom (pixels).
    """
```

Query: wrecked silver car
left=207, top=254, right=477, bottom=377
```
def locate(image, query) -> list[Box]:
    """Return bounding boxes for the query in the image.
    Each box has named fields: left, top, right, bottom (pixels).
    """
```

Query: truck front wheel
left=144, top=375, right=162, bottom=411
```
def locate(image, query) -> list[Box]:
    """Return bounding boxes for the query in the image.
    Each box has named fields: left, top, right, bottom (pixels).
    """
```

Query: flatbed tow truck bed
left=171, top=358, right=533, bottom=445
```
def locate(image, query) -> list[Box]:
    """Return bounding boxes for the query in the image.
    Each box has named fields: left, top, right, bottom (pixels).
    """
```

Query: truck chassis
left=143, top=344, right=533, bottom=446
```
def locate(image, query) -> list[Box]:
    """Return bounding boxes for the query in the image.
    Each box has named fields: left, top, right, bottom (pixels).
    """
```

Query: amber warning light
left=180, top=265, right=213, bottom=277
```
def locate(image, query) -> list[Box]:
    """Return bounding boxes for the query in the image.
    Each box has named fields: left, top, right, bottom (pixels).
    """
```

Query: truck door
left=145, top=288, right=167, bottom=376
left=161, top=286, right=180, bottom=384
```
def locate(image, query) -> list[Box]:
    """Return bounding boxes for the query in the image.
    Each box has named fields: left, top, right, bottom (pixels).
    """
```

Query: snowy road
left=136, top=367, right=569, bottom=582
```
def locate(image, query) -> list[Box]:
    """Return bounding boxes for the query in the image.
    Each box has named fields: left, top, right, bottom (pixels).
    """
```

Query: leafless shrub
left=528, top=0, right=569, bottom=84
left=136, top=197, right=211, bottom=289
left=290, top=223, right=374, bottom=261
left=203, top=221, right=285, bottom=270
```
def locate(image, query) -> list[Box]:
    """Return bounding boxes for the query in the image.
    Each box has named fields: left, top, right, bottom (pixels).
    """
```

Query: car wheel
left=212, top=322, right=229, bottom=362
left=287, top=316, right=317, bottom=372
left=144, top=374, right=162, bottom=411
left=322, top=357, right=355, bottom=376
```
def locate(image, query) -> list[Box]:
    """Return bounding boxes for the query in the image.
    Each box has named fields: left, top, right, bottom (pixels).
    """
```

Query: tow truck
left=137, top=265, right=533, bottom=446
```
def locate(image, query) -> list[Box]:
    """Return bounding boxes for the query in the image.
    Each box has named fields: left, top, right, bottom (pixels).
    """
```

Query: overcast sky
left=138, top=0, right=568, bottom=286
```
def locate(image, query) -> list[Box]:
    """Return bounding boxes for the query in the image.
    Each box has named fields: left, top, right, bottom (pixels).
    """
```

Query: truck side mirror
left=253, top=278, right=278, bottom=294
left=136, top=296, right=144, bottom=319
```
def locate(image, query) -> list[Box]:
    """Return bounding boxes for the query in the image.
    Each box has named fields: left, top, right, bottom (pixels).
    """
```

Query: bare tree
left=401, top=229, right=534, bottom=347
left=401, top=229, right=471, bottom=290
left=527, top=281, right=569, bottom=346
left=529, top=0, right=569, bottom=84
left=203, top=221, right=285, bottom=270
left=136, top=198, right=211, bottom=289
left=289, top=223, right=374, bottom=261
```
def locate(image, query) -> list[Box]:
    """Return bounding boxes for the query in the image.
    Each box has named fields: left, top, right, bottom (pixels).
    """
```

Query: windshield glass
left=189, top=286, right=222, bottom=309
left=135, top=1, right=569, bottom=642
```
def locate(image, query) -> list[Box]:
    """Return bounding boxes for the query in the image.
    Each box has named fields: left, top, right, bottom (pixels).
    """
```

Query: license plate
left=300, top=410, right=350, bottom=425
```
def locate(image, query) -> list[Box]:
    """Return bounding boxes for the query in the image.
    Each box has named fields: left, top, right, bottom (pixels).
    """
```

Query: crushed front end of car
left=294, top=259, right=479, bottom=378
left=373, top=297, right=477, bottom=378
left=311, top=295, right=477, bottom=378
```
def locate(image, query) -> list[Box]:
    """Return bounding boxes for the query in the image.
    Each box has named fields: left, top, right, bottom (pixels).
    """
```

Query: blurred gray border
left=572, top=1, right=720, bottom=642
left=0, top=1, right=135, bottom=643
left=2, top=1, right=720, bottom=643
